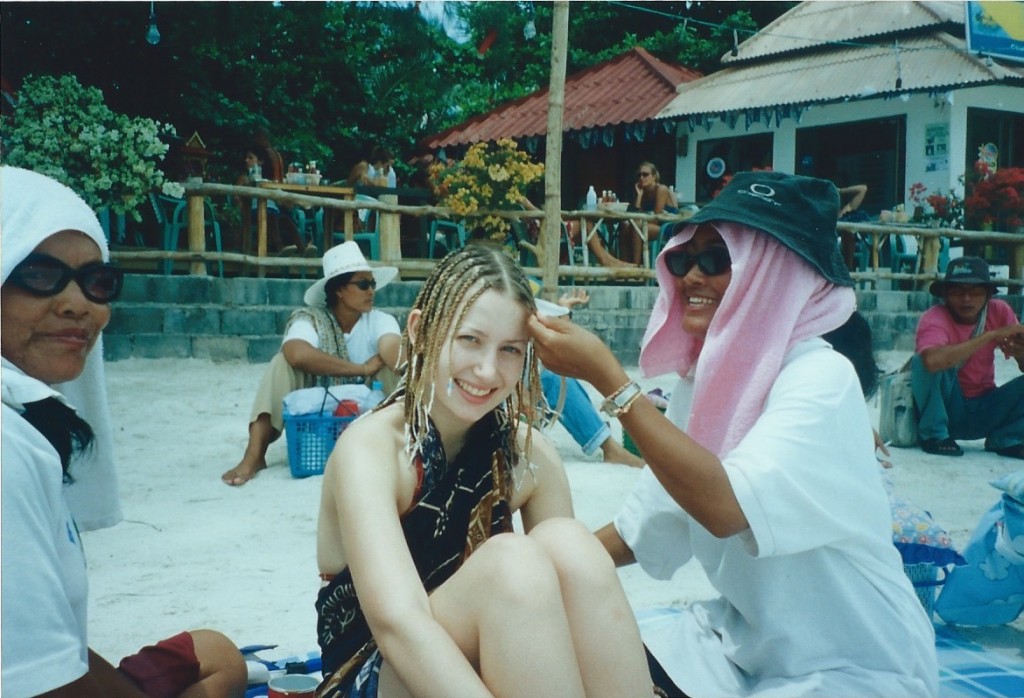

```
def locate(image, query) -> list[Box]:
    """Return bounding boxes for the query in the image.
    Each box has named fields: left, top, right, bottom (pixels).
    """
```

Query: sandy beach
left=84, top=351, right=1023, bottom=669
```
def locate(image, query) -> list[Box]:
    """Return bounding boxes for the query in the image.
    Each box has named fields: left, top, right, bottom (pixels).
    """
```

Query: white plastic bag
left=283, top=385, right=371, bottom=416
left=878, top=368, right=917, bottom=447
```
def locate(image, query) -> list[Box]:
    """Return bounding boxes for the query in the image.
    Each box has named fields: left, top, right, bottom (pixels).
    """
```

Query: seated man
left=222, top=242, right=402, bottom=485
left=911, top=256, right=1024, bottom=458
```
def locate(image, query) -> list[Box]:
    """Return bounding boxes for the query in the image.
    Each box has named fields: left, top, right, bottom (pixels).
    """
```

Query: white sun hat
left=304, top=241, right=399, bottom=307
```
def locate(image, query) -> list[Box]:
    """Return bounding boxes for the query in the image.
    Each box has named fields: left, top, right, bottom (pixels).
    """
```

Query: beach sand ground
left=84, top=352, right=1023, bottom=666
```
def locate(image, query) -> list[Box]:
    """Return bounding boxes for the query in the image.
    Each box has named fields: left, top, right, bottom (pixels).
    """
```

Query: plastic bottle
left=586, top=185, right=597, bottom=211
left=361, top=381, right=386, bottom=413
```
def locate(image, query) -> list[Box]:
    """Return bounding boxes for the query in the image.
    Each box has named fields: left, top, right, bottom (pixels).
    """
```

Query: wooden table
left=255, top=182, right=355, bottom=256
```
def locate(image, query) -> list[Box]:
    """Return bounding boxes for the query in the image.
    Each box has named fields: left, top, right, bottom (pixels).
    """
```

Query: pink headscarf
left=639, top=222, right=856, bottom=456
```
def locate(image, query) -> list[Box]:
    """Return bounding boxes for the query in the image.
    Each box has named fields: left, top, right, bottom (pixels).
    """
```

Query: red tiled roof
left=422, top=47, right=701, bottom=150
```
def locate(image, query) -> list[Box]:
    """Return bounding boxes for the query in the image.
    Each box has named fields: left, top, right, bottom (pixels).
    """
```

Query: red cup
left=267, top=674, right=318, bottom=698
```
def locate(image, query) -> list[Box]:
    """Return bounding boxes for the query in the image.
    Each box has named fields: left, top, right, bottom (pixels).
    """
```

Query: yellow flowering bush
left=430, top=138, right=544, bottom=241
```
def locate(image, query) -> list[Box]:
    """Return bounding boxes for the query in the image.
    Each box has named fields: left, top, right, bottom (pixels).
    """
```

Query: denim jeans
left=540, top=368, right=611, bottom=455
left=910, top=354, right=1024, bottom=451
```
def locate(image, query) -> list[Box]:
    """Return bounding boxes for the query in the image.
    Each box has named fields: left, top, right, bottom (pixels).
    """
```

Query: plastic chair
left=333, top=194, right=381, bottom=260
left=292, top=207, right=322, bottom=248
left=890, top=234, right=919, bottom=274
left=150, top=193, right=223, bottom=277
left=428, top=219, right=466, bottom=259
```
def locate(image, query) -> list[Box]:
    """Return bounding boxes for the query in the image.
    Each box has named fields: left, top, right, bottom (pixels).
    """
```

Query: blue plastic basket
left=904, top=562, right=946, bottom=619
left=283, top=391, right=357, bottom=478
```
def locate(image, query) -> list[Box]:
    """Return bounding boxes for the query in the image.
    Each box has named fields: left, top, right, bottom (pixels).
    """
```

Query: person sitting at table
left=235, top=148, right=310, bottom=255
left=367, top=145, right=397, bottom=187
left=221, top=242, right=401, bottom=486
left=519, top=196, right=634, bottom=268
left=346, top=161, right=372, bottom=188
left=620, top=161, right=679, bottom=266
left=837, top=183, right=869, bottom=270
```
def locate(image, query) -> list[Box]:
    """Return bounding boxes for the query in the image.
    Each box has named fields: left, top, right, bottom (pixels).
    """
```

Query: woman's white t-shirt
left=282, top=309, right=400, bottom=363
left=617, top=339, right=937, bottom=697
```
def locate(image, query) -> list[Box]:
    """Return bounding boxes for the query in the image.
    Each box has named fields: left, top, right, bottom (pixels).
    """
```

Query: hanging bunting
left=602, top=126, right=615, bottom=147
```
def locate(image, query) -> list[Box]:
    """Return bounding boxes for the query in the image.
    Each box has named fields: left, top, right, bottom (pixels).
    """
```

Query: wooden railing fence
left=107, top=183, right=1023, bottom=292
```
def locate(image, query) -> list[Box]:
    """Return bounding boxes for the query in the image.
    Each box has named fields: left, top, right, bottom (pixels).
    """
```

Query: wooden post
left=256, top=199, right=268, bottom=279
left=541, top=1, right=570, bottom=301
left=187, top=194, right=207, bottom=276
left=379, top=194, right=402, bottom=271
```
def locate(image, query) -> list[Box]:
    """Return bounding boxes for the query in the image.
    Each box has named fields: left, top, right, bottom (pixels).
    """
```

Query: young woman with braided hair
left=315, top=243, right=652, bottom=698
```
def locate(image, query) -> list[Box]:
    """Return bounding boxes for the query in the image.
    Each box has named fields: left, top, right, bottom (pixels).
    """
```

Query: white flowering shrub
left=0, top=74, right=175, bottom=221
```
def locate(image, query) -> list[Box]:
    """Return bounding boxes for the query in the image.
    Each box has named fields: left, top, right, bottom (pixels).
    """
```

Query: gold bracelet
left=618, top=389, right=644, bottom=416
left=600, top=380, right=642, bottom=418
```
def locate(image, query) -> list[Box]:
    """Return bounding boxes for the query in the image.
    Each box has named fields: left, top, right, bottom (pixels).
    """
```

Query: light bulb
left=146, top=4, right=160, bottom=46
left=523, top=20, right=536, bottom=40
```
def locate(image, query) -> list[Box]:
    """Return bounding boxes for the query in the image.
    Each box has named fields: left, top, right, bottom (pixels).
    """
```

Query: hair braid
left=386, top=243, right=542, bottom=477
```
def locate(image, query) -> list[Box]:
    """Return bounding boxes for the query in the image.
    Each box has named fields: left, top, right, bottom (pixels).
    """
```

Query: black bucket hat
left=676, top=171, right=853, bottom=287
left=928, top=256, right=999, bottom=297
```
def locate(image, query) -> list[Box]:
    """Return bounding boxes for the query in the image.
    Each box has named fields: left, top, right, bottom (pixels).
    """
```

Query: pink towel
left=639, top=222, right=856, bottom=456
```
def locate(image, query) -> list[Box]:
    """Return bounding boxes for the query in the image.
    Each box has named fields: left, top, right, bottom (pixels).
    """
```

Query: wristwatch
left=600, top=381, right=642, bottom=418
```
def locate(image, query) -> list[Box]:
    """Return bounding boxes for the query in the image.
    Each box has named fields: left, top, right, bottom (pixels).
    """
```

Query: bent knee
left=528, top=518, right=616, bottom=578
left=470, top=533, right=562, bottom=603
left=189, top=629, right=246, bottom=684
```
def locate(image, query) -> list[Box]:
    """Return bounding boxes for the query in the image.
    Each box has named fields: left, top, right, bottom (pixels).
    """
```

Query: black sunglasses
left=348, top=278, right=377, bottom=291
left=7, top=253, right=124, bottom=304
left=664, top=246, right=732, bottom=278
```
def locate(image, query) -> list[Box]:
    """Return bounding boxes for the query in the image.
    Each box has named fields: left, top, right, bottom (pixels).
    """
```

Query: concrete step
left=103, top=274, right=1021, bottom=364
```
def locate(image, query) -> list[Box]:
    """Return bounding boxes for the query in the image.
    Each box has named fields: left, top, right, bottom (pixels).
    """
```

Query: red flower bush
left=908, top=182, right=928, bottom=206
left=964, top=166, right=1024, bottom=231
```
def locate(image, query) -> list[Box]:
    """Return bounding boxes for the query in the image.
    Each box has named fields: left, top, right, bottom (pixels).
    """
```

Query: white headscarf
left=1, top=166, right=123, bottom=531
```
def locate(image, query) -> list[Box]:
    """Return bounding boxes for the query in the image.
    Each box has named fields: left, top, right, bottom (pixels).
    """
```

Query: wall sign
left=924, top=123, right=949, bottom=173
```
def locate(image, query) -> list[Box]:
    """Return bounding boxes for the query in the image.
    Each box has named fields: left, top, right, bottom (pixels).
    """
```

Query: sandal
left=919, top=437, right=964, bottom=457
left=991, top=444, right=1024, bottom=460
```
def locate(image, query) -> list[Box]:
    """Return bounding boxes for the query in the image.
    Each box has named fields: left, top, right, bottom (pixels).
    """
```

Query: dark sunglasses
left=7, top=253, right=124, bottom=304
left=664, top=246, right=732, bottom=278
left=348, top=278, right=377, bottom=291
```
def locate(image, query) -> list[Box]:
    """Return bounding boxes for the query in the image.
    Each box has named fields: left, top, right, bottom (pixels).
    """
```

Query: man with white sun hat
left=223, top=242, right=401, bottom=485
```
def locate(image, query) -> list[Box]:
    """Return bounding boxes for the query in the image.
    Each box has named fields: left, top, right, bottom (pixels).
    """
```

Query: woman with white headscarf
left=0, top=166, right=246, bottom=697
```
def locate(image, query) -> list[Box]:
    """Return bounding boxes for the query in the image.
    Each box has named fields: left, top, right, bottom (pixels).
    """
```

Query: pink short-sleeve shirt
left=915, top=298, right=1019, bottom=398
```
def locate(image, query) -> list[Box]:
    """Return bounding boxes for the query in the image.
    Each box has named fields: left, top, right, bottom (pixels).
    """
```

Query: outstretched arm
left=838, top=184, right=867, bottom=217
left=282, top=338, right=383, bottom=379
left=527, top=314, right=748, bottom=538
left=920, top=323, right=1024, bottom=373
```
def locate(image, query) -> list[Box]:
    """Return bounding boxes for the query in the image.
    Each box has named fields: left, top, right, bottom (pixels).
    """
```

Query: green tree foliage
left=1, top=74, right=172, bottom=219
left=0, top=2, right=791, bottom=189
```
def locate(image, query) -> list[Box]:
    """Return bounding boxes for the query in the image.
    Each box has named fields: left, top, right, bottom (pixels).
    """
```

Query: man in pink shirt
left=912, top=256, right=1024, bottom=458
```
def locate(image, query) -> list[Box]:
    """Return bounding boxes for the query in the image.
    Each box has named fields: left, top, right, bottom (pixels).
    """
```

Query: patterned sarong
left=315, top=409, right=515, bottom=698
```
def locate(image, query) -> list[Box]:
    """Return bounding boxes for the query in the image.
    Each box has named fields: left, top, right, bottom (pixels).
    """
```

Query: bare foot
left=221, top=457, right=267, bottom=486
left=601, top=439, right=645, bottom=468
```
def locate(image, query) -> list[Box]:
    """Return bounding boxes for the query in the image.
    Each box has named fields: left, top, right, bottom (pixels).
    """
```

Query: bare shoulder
left=324, top=403, right=407, bottom=487
left=509, top=424, right=568, bottom=513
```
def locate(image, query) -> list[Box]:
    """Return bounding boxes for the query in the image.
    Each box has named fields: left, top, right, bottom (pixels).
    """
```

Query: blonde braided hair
left=381, top=243, right=542, bottom=474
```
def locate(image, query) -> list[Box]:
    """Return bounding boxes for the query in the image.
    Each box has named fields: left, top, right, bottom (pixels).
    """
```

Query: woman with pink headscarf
left=529, top=171, right=937, bottom=697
